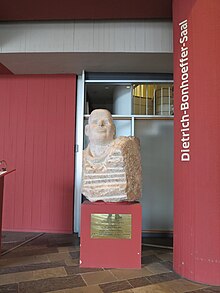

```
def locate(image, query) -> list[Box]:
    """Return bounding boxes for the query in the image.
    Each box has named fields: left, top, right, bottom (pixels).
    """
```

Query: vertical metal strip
left=132, top=116, right=135, bottom=136
left=146, top=84, right=148, bottom=115
left=153, top=88, right=156, bottom=115
left=130, top=85, right=133, bottom=115
left=169, top=86, right=171, bottom=116
left=74, top=70, right=85, bottom=234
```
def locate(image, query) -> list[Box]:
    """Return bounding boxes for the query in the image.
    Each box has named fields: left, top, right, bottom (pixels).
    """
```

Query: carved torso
left=82, top=136, right=142, bottom=202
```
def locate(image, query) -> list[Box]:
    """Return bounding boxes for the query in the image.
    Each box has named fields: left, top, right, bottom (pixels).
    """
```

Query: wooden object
left=0, top=170, right=15, bottom=250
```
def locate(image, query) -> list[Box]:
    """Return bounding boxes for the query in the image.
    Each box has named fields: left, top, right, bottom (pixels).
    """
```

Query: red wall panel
left=173, top=0, right=220, bottom=285
left=0, top=0, right=172, bottom=21
left=0, top=75, right=76, bottom=233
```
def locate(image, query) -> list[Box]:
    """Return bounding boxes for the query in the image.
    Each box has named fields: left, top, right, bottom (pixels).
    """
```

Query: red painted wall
left=0, top=0, right=172, bottom=21
left=0, top=75, right=76, bottom=233
left=173, top=0, right=220, bottom=285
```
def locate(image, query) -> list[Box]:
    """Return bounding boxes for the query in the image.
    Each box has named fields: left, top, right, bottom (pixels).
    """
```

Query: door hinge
left=74, top=144, right=79, bottom=153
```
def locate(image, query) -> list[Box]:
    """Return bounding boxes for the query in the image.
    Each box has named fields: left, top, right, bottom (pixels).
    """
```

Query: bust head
left=85, top=109, right=116, bottom=146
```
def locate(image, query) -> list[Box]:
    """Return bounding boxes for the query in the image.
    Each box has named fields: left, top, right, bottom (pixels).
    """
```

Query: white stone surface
left=81, top=109, right=142, bottom=202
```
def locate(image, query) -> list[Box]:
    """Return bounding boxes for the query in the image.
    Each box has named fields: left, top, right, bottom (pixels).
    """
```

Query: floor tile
left=160, top=279, right=208, bottom=293
left=110, top=267, right=153, bottom=280
left=141, top=255, right=162, bottom=265
left=18, top=275, right=86, bottom=293
left=157, top=253, right=173, bottom=261
left=47, top=252, right=72, bottom=262
left=1, top=233, right=218, bottom=293
left=141, top=249, right=155, bottom=257
left=0, top=283, right=18, bottom=293
left=115, top=289, right=134, bottom=293
left=100, top=280, right=132, bottom=293
left=69, top=251, right=80, bottom=259
left=160, top=261, right=173, bottom=271
left=58, top=246, right=80, bottom=253
left=65, top=258, right=79, bottom=266
left=1, top=232, right=42, bottom=254
left=65, top=265, right=103, bottom=275
left=0, top=260, right=66, bottom=275
left=3, top=246, right=58, bottom=258
left=0, top=267, right=67, bottom=285
left=0, top=254, right=49, bottom=267
left=81, top=270, right=117, bottom=285
left=46, top=284, right=103, bottom=293
left=127, top=276, right=151, bottom=288
left=145, top=262, right=172, bottom=274
left=147, top=272, right=180, bottom=284
left=33, top=267, right=67, bottom=279
left=132, top=283, right=173, bottom=293
left=189, top=288, right=220, bottom=293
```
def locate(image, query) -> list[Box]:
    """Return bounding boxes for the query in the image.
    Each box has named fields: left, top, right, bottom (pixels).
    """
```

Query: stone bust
left=82, top=109, right=142, bottom=202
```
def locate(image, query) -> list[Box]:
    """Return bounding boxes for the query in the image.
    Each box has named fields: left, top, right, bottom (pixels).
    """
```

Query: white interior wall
left=113, top=86, right=132, bottom=115
left=0, top=21, right=172, bottom=53
left=0, top=20, right=173, bottom=74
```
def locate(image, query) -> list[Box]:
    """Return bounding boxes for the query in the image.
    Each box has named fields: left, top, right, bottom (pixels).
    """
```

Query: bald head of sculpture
left=85, top=109, right=116, bottom=146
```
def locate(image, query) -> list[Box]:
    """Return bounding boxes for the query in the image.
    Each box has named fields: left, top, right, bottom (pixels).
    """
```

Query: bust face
left=85, top=109, right=115, bottom=145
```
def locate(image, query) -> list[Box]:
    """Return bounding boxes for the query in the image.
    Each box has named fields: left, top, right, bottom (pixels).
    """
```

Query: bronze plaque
left=91, top=213, right=132, bottom=239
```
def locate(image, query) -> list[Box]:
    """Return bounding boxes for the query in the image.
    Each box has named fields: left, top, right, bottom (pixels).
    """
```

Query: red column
left=173, top=0, right=220, bottom=285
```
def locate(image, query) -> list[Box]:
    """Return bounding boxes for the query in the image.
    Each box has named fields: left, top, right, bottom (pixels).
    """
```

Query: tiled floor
left=0, top=232, right=219, bottom=293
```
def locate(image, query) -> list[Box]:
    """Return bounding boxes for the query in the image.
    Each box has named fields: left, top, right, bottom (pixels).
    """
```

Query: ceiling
left=0, top=0, right=173, bottom=75
left=0, top=0, right=172, bottom=21
left=0, top=53, right=173, bottom=75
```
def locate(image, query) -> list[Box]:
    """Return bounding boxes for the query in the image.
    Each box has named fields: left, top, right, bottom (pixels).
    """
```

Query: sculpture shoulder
left=83, top=145, right=90, bottom=155
left=83, top=137, right=140, bottom=161
left=114, top=136, right=140, bottom=151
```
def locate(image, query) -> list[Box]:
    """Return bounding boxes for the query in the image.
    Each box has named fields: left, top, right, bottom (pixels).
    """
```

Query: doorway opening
left=74, top=73, right=174, bottom=248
